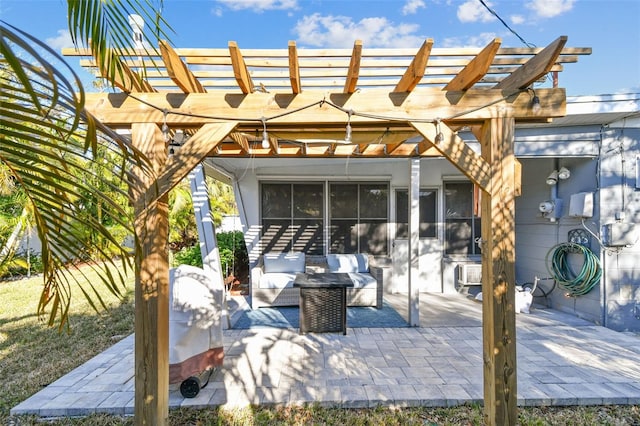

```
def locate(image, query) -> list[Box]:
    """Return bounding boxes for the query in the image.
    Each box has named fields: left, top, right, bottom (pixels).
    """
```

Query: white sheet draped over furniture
left=168, top=265, right=224, bottom=384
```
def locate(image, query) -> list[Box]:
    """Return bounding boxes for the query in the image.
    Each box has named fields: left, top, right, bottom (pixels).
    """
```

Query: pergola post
left=408, top=158, right=420, bottom=326
left=131, top=123, right=170, bottom=426
left=479, top=116, right=518, bottom=425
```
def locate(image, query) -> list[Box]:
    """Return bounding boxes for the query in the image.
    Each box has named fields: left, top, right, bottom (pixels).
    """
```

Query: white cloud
left=402, top=0, right=426, bottom=15
left=46, top=29, right=73, bottom=50
left=293, top=14, right=424, bottom=48
left=526, top=0, right=575, bottom=18
left=457, top=0, right=495, bottom=23
left=215, top=0, right=297, bottom=12
left=510, top=14, right=525, bottom=25
left=442, top=32, right=499, bottom=48
left=211, top=7, right=223, bottom=17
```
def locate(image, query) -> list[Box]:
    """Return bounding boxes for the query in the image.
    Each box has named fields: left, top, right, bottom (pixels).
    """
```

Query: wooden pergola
left=64, top=36, right=590, bottom=425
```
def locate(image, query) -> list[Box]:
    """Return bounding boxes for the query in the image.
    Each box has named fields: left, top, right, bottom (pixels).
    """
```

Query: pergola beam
left=65, top=37, right=590, bottom=94
left=97, top=54, right=157, bottom=93
left=229, top=132, right=251, bottom=154
left=386, top=141, right=405, bottom=155
left=266, top=135, right=280, bottom=154
left=141, top=122, right=237, bottom=209
left=410, top=121, right=492, bottom=192
left=83, top=88, right=567, bottom=128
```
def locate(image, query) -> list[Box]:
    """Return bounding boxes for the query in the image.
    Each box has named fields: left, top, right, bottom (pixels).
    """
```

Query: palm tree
left=0, top=1, right=171, bottom=329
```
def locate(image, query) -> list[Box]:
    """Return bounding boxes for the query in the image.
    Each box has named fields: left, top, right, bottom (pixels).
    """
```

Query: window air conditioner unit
left=458, top=263, right=482, bottom=286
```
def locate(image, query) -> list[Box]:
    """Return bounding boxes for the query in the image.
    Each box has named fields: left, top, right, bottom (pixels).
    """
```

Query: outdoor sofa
left=250, top=252, right=387, bottom=309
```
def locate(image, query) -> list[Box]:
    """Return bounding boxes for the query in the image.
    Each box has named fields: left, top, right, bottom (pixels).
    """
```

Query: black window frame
left=328, top=182, right=389, bottom=255
left=259, top=180, right=390, bottom=256
left=443, top=180, right=481, bottom=256
left=395, top=188, right=438, bottom=239
left=260, top=182, right=325, bottom=254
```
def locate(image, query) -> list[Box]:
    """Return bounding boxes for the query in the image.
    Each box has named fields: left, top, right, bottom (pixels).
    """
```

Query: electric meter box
left=603, top=223, right=638, bottom=247
left=569, top=192, right=593, bottom=218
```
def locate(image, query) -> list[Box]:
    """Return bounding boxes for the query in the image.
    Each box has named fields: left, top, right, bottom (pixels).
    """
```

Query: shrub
left=0, top=251, right=43, bottom=280
left=169, top=231, right=249, bottom=284
left=216, top=231, right=248, bottom=283
left=171, top=245, right=202, bottom=268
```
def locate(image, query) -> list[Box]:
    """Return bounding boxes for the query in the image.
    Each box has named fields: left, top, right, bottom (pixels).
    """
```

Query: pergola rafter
left=445, top=38, right=501, bottom=91
left=64, top=36, right=590, bottom=426
left=344, top=40, right=363, bottom=93
left=67, top=36, right=589, bottom=160
left=394, top=38, right=433, bottom=93
left=68, top=36, right=585, bottom=93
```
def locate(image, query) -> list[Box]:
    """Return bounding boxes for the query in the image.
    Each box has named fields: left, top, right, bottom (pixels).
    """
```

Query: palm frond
left=0, top=21, right=153, bottom=329
left=67, top=0, right=173, bottom=90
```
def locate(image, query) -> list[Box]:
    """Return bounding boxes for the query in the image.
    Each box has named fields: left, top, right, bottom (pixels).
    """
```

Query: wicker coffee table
left=293, top=273, right=354, bottom=335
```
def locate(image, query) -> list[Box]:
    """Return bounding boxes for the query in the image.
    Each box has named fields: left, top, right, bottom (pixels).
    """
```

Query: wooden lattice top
left=64, top=36, right=590, bottom=160
left=63, top=36, right=590, bottom=95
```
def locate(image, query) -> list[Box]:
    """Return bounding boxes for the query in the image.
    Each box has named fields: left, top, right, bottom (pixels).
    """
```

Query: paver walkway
left=11, top=293, right=640, bottom=418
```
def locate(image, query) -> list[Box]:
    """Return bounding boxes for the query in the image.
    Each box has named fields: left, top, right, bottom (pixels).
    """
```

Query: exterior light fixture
left=546, top=167, right=571, bottom=185
left=261, top=117, right=270, bottom=149
left=161, top=109, right=170, bottom=143
left=434, top=119, right=444, bottom=143
left=173, top=129, right=184, bottom=145
left=558, top=166, right=571, bottom=180
left=168, top=130, right=185, bottom=155
left=531, top=94, right=541, bottom=113
left=344, top=110, right=353, bottom=143
left=528, top=87, right=541, bottom=114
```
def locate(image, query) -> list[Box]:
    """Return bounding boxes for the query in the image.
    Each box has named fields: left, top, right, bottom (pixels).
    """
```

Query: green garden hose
left=545, top=243, right=602, bottom=297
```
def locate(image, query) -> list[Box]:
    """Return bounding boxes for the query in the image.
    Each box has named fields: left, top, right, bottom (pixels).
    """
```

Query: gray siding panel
left=514, top=125, right=640, bottom=331
left=598, top=127, right=640, bottom=330
left=516, top=157, right=604, bottom=325
left=606, top=301, right=640, bottom=331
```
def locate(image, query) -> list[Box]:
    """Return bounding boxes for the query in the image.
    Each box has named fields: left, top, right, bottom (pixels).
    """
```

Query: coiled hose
left=545, top=243, right=602, bottom=296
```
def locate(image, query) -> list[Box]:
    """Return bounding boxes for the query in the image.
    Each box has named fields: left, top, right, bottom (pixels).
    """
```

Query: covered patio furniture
left=169, top=265, right=224, bottom=396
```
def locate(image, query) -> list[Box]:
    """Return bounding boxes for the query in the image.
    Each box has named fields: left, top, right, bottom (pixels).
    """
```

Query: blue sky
left=2, top=0, right=639, bottom=96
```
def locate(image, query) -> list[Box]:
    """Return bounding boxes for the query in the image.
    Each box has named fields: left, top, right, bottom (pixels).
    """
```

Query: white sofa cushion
left=327, top=253, right=369, bottom=273
left=263, top=252, right=306, bottom=273
left=259, top=272, right=298, bottom=289
left=348, top=272, right=377, bottom=289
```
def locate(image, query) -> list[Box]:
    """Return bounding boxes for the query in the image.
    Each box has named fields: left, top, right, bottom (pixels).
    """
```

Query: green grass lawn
left=1, top=265, right=638, bottom=425
left=0, top=264, right=135, bottom=422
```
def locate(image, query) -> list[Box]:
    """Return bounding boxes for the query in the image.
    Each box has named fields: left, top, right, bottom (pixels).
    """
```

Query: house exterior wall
left=219, top=157, right=459, bottom=266
left=207, top=97, right=640, bottom=331
left=513, top=123, right=640, bottom=331
left=597, top=124, right=640, bottom=331
left=515, top=156, right=603, bottom=325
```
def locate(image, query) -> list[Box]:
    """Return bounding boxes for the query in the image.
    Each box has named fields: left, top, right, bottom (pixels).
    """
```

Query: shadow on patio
left=11, top=293, right=640, bottom=418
